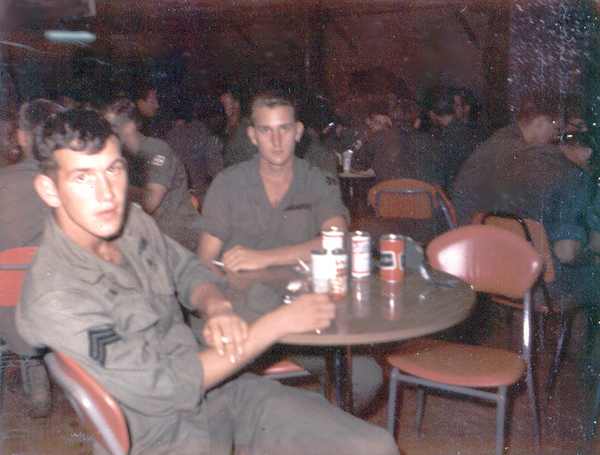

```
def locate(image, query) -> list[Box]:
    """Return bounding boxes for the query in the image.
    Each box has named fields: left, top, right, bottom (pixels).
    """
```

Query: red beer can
left=380, top=234, right=405, bottom=282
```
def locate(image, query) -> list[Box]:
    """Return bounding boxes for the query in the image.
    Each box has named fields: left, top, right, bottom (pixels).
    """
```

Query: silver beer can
left=350, top=231, right=371, bottom=278
left=311, top=247, right=330, bottom=293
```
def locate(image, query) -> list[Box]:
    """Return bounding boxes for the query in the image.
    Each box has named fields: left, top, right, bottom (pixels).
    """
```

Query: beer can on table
left=329, top=248, right=349, bottom=298
left=350, top=231, right=371, bottom=278
left=380, top=234, right=405, bottom=282
left=311, top=248, right=330, bottom=293
left=322, top=227, right=345, bottom=252
left=342, top=149, right=353, bottom=173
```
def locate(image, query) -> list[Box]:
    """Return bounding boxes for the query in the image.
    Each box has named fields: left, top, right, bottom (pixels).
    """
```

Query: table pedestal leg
left=326, top=346, right=353, bottom=413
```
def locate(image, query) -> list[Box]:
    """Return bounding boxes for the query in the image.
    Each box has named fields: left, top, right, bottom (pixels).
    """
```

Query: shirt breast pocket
left=281, top=206, right=315, bottom=244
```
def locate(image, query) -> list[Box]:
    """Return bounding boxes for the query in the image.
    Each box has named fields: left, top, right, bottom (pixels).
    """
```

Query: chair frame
left=386, top=225, right=542, bottom=455
left=45, top=352, right=130, bottom=455
left=476, top=211, right=588, bottom=396
left=387, top=369, right=512, bottom=455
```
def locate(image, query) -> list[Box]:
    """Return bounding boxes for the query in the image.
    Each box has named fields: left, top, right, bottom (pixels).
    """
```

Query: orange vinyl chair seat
left=45, top=352, right=130, bottom=455
left=0, top=246, right=38, bottom=307
left=261, top=359, right=311, bottom=380
left=387, top=338, right=526, bottom=389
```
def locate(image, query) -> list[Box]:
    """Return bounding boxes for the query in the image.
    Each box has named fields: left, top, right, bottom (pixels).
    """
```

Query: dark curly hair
left=33, top=108, right=115, bottom=174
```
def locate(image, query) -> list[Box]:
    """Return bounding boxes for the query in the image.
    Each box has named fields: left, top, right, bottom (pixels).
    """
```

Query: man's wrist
left=205, top=297, right=234, bottom=317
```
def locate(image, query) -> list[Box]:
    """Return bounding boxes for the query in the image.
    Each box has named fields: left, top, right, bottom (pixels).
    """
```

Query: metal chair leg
left=415, top=387, right=426, bottom=434
left=525, top=361, right=541, bottom=444
left=547, top=316, right=573, bottom=396
left=495, top=386, right=507, bottom=455
left=522, top=293, right=542, bottom=444
left=386, top=368, right=399, bottom=434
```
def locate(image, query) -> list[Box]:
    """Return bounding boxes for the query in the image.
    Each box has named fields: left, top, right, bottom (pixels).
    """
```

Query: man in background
left=0, top=99, right=57, bottom=417
left=106, top=98, right=203, bottom=252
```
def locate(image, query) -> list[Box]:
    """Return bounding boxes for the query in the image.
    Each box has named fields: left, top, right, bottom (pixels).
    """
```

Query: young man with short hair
left=106, top=98, right=203, bottom=252
left=199, top=91, right=348, bottom=273
left=16, top=107, right=399, bottom=455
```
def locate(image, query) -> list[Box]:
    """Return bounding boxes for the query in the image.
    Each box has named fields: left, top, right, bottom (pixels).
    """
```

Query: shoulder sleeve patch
left=88, top=327, right=121, bottom=366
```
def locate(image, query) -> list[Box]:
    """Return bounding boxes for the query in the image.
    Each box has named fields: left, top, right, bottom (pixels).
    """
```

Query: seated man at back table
left=198, top=90, right=384, bottom=414
left=16, top=107, right=399, bottom=455
left=105, top=98, right=203, bottom=252
left=452, top=91, right=599, bottom=314
left=199, top=89, right=348, bottom=273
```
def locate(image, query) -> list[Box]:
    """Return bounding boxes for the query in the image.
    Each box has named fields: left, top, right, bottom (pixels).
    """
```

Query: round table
left=281, top=270, right=474, bottom=345
left=279, top=270, right=475, bottom=411
left=225, top=266, right=476, bottom=413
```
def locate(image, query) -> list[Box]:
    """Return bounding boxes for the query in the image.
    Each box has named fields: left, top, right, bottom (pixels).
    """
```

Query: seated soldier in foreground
left=16, top=107, right=399, bottom=455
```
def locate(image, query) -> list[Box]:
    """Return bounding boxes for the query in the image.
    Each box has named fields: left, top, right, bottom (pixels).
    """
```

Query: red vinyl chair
left=367, top=178, right=457, bottom=229
left=0, top=246, right=38, bottom=309
left=386, top=225, right=542, bottom=455
left=0, top=246, right=39, bottom=410
left=45, top=351, right=130, bottom=455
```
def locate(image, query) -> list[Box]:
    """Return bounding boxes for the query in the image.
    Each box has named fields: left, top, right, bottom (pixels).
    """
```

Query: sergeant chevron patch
left=88, top=327, right=121, bottom=366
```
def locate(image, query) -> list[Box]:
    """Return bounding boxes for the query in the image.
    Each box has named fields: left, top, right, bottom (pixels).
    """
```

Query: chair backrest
left=426, top=225, right=542, bottom=300
left=473, top=212, right=556, bottom=283
left=45, top=352, right=130, bottom=455
left=0, top=247, right=38, bottom=307
left=367, top=178, right=457, bottom=228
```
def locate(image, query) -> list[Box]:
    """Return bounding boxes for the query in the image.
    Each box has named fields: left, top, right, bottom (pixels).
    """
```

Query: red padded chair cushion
left=387, top=338, right=526, bottom=388
left=262, top=360, right=308, bottom=376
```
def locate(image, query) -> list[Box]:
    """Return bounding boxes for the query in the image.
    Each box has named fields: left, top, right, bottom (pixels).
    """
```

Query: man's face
left=453, top=95, right=473, bottom=124
left=220, top=93, right=240, bottom=119
left=248, top=105, right=304, bottom=168
left=136, top=89, right=159, bottom=118
left=534, top=115, right=562, bottom=146
left=366, top=114, right=392, bottom=134
left=40, top=136, right=128, bottom=248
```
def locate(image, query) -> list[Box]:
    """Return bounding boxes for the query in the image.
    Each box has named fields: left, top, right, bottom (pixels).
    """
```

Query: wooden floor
left=1, top=312, right=599, bottom=455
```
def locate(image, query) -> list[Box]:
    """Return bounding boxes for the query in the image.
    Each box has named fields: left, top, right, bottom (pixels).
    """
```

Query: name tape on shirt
left=151, top=155, right=166, bottom=167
